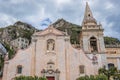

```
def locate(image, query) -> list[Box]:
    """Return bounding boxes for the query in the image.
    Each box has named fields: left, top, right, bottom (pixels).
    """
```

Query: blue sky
left=0, top=0, right=120, bottom=39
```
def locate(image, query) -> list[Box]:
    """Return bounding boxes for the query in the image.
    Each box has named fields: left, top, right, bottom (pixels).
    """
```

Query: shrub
left=96, top=74, right=108, bottom=80
left=77, top=74, right=108, bottom=80
left=14, top=76, right=47, bottom=80
left=113, top=74, right=120, bottom=80
left=98, top=67, right=118, bottom=80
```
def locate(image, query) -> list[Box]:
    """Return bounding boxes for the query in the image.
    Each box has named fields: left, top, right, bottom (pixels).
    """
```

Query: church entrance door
left=47, top=76, right=55, bottom=80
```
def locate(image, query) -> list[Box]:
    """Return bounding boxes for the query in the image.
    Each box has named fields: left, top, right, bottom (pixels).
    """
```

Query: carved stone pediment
left=33, top=25, right=66, bottom=36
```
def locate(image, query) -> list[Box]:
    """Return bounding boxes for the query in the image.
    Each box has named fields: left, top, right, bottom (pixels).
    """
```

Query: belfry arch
left=89, top=36, right=98, bottom=52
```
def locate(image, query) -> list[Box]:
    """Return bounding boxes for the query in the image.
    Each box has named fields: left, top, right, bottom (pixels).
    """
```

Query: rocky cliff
left=0, top=21, right=39, bottom=44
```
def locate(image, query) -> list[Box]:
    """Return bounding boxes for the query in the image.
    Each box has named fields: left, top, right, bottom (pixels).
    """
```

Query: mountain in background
left=0, top=19, right=119, bottom=48
left=104, top=36, right=120, bottom=45
left=0, top=21, right=39, bottom=43
left=52, top=19, right=81, bottom=44
left=0, top=21, right=40, bottom=59
left=52, top=19, right=120, bottom=45
left=0, top=19, right=120, bottom=47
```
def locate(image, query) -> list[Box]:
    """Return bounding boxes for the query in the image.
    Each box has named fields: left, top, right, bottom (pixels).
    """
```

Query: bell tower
left=80, top=2, right=105, bottom=54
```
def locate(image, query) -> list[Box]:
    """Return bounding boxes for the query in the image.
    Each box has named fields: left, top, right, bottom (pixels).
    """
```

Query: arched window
left=90, top=37, right=98, bottom=52
left=79, top=65, right=85, bottom=74
left=47, top=39, right=55, bottom=51
left=17, top=65, right=22, bottom=74
left=108, top=63, right=114, bottom=69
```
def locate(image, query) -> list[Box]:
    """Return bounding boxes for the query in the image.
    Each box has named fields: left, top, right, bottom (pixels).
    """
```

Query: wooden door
left=47, top=77, right=55, bottom=80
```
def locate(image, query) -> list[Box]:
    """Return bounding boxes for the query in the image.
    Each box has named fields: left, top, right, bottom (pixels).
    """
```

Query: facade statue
left=47, top=39, right=55, bottom=51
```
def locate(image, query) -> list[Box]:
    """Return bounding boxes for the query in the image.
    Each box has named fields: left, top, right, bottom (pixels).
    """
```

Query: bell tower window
left=90, top=37, right=98, bottom=52
left=88, top=14, right=90, bottom=17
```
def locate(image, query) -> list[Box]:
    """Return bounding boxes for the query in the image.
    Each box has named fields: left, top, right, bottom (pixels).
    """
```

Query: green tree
left=3, top=42, right=15, bottom=59
left=89, top=75, right=95, bottom=80
left=113, top=74, right=120, bottom=80
left=95, top=74, right=108, bottom=80
left=104, top=36, right=120, bottom=45
left=98, top=67, right=118, bottom=80
left=0, top=42, right=15, bottom=77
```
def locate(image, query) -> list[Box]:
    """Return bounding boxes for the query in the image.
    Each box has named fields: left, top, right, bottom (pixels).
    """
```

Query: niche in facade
left=47, top=39, right=55, bottom=52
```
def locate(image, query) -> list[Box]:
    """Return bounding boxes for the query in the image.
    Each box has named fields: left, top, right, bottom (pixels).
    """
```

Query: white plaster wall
left=3, top=44, right=34, bottom=80
left=83, top=36, right=89, bottom=52
left=3, top=33, right=102, bottom=80
left=69, top=48, right=96, bottom=80
left=35, top=35, right=67, bottom=80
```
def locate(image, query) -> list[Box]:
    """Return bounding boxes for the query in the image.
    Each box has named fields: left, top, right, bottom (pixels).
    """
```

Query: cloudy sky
left=0, top=0, right=120, bottom=39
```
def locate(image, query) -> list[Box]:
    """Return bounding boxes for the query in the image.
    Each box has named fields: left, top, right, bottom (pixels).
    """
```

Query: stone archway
left=41, top=69, right=60, bottom=80
left=90, top=37, right=98, bottom=52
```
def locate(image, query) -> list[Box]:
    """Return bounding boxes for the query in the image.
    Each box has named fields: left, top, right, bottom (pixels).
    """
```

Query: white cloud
left=9, top=0, right=29, bottom=4
left=23, top=7, right=53, bottom=29
left=0, top=13, right=17, bottom=27
left=0, top=0, right=120, bottom=39
left=105, top=2, right=114, bottom=10
left=55, top=0, right=71, bottom=5
left=102, top=19, right=116, bottom=38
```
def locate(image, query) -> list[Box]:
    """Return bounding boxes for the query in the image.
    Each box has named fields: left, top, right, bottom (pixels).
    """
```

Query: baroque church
left=2, top=2, right=120, bottom=80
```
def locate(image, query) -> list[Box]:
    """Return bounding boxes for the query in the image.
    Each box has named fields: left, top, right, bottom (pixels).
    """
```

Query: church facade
left=2, top=2, right=120, bottom=80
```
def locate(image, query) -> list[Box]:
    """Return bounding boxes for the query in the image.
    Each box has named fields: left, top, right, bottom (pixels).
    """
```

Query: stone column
left=2, top=61, right=9, bottom=80
left=2, top=53, right=9, bottom=80
left=31, top=39, right=37, bottom=76
left=64, top=36, right=70, bottom=80
left=117, top=58, right=120, bottom=70
left=55, top=69, right=60, bottom=80
left=101, top=54, right=107, bottom=68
